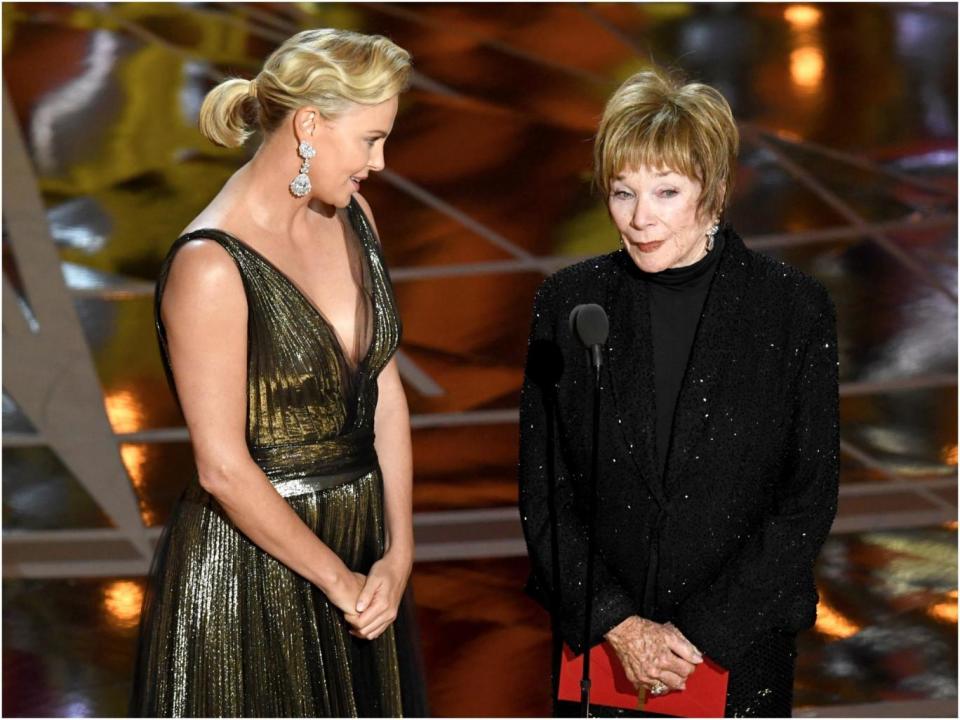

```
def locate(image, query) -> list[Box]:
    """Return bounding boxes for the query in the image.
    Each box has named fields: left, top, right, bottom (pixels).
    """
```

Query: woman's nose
left=631, top=200, right=655, bottom=230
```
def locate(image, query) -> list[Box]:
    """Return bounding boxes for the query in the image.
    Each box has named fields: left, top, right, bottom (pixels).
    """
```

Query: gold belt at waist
left=270, top=464, right=377, bottom=499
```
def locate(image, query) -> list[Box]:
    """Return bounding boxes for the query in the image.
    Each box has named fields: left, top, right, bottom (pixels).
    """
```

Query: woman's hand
left=344, top=551, right=411, bottom=640
left=605, top=616, right=703, bottom=692
left=324, top=570, right=366, bottom=616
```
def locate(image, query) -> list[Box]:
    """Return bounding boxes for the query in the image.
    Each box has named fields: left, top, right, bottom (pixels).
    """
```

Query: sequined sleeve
left=673, top=285, right=840, bottom=669
left=518, top=276, right=637, bottom=653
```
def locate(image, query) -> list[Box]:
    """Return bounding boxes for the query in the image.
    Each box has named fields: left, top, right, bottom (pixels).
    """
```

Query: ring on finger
left=650, top=681, right=668, bottom=696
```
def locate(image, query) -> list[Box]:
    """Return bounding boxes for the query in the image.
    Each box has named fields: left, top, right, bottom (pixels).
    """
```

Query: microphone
left=567, top=302, right=609, bottom=716
left=569, top=303, right=609, bottom=371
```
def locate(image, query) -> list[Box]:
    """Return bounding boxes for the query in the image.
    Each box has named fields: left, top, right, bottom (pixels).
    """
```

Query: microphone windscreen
left=569, top=303, right=609, bottom=347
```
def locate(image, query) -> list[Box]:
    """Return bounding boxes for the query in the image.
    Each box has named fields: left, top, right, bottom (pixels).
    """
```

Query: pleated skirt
left=129, top=470, right=416, bottom=718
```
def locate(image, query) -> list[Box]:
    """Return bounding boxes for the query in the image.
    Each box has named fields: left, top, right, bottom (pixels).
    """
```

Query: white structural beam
left=2, top=84, right=151, bottom=560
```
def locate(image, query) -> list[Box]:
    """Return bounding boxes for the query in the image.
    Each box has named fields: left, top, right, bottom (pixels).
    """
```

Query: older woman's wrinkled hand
left=604, top=616, right=703, bottom=693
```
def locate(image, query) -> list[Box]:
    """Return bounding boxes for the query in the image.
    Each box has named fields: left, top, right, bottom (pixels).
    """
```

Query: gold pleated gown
left=130, top=198, right=414, bottom=717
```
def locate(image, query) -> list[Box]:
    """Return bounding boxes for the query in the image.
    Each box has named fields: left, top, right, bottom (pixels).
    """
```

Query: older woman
left=130, top=29, right=424, bottom=717
left=519, top=68, right=839, bottom=717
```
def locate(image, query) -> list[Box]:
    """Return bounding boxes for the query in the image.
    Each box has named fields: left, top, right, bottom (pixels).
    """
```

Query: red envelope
left=558, top=641, right=729, bottom=717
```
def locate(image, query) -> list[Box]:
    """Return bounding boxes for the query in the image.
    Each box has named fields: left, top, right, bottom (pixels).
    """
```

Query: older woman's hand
left=604, top=616, right=703, bottom=692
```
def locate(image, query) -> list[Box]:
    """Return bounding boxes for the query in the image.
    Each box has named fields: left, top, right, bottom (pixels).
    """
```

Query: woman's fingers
left=355, top=575, right=382, bottom=613
left=656, top=670, right=686, bottom=691
left=364, top=618, right=394, bottom=640
left=663, top=625, right=703, bottom=665
left=354, top=587, right=399, bottom=632
left=356, top=606, right=396, bottom=634
left=343, top=567, right=401, bottom=639
left=661, top=652, right=697, bottom=680
left=354, top=598, right=388, bottom=629
left=608, top=618, right=704, bottom=693
left=623, top=667, right=644, bottom=690
left=610, top=644, right=645, bottom=689
left=354, top=583, right=391, bottom=625
left=344, top=596, right=386, bottom=630
left=350, top=613, right=396, bottom=640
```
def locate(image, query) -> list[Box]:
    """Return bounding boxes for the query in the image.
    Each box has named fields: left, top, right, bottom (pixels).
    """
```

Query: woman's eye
left=658, top=189, right=678, bottom=198
left=612, top=190, right=633, bottom=200
left=365, top=139, right=376, bottom=147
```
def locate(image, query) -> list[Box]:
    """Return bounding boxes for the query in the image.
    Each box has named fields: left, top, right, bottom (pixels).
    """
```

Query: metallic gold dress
left=130, top=197, right=419, bottom=717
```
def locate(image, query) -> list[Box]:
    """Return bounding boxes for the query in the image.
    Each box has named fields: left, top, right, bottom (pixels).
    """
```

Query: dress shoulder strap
left=346, top=196, right=379, bottom=248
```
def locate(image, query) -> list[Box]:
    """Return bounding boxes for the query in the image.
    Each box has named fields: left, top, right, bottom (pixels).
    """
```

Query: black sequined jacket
left=518, top=224, right=839, bottom=671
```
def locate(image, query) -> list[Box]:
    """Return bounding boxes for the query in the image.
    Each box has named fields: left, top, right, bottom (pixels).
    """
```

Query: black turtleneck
left=637, top=231, right=725, bottom=478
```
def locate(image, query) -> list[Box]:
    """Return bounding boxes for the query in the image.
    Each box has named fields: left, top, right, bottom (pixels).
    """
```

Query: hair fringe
left=594, top=68, right=739, bottom=220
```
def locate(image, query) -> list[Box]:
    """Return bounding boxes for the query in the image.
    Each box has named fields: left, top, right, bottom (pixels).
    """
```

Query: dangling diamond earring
left=705, top=220, right=719, bottom=252
left=289, top=141, right=316, bottom=198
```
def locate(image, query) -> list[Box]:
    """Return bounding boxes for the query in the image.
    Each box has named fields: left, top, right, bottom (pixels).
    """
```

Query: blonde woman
left=130, top=29, right=424, bottom=717
left=519, top=68, right=838, bottom=717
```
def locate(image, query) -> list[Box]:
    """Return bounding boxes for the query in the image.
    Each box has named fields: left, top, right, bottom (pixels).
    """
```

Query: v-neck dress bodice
left=154, top=198, right=401, bottom=484
left=130, top=197, right=422, bottom=718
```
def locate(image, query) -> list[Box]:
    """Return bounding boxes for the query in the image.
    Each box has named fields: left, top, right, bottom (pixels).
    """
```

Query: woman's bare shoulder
left=162, top=233, right=245, bottom=314
left=169, top=205, right=242, bottom=283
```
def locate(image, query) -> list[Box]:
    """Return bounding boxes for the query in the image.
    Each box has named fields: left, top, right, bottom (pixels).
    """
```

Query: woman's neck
left=220, top=133, right=338, bottom=240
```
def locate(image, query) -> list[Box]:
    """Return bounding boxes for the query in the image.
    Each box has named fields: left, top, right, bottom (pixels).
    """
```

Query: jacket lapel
left=664, top=227, right=750, bottom=489
left=603, top=227, right=751, bottom=506
left=605, top=252, right=667, bottom=509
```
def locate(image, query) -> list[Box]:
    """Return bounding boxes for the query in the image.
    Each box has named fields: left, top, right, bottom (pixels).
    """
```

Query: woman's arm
left=673, top=286, right=840, bottom=669
left=373, top=357, right=415, bottom=563
left=347, top=193, right=414, bottom=640
left=518, top=275, right=637, bottom=653
left=348, top=357, right=414, bottom=641
left=162, top=239, right=363, bottom=613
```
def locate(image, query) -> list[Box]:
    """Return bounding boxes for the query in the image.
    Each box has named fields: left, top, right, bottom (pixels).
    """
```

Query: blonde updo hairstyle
left=594, top=68, right=739, bottom=222
left=199, top=28, right=412, bottom=148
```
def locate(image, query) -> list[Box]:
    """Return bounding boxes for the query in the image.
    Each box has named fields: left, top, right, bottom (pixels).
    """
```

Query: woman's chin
left=331, top=189, right=354, bottom=208
left=312, top=192, right=351, bottom=210
left=627, top=248, right=673, bottom=274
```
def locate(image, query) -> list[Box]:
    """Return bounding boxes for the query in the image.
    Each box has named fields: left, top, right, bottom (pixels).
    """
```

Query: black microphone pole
left=569, top=304, right=609, bottom=718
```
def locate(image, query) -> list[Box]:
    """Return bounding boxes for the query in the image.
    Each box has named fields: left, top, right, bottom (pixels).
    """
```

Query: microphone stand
left=580, top=345, right=602, bottom=717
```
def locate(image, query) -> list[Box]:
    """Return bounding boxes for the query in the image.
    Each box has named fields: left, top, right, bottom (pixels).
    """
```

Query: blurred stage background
left=2, top=2, right=957, bottom=717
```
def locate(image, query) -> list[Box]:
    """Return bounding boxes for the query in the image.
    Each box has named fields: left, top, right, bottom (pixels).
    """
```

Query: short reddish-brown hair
left=594, top=68, right=739, bottom=220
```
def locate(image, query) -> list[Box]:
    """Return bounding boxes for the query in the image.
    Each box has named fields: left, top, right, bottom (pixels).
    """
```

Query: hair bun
left=197, top=29, right=412, bottom=148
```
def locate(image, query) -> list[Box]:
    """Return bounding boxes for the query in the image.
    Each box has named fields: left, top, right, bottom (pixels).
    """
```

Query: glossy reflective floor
left=4, top=526, right=958, bottom=717
left=2, top=2, right=957, bottom=717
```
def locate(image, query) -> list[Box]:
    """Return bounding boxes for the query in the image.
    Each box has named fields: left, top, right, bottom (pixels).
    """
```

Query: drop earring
left=705, top=220, right=719, bottom=252
left=289, top=141, right=316, bottom=198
